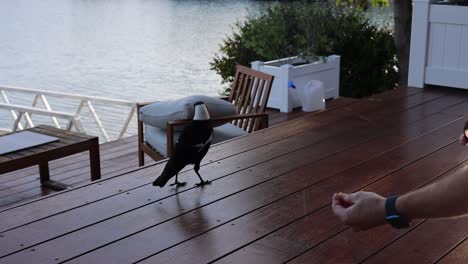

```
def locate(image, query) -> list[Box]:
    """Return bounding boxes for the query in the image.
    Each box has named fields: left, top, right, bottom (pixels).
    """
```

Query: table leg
left=39, top=161, right=50, bottom=183
left=39, top=161, right=68, bottom=191
left=89, top=138, right=101, bottom=181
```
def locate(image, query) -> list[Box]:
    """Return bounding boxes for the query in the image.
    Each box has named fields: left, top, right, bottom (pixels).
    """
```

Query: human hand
left=332, top=191, right=387, bottom=231
left=460, top=133, right=468, bottom=146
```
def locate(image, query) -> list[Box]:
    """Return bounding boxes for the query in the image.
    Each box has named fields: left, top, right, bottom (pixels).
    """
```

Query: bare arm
left=332, top=133, right=468, bottom=231
left=397, top=163, right=468, bottom=219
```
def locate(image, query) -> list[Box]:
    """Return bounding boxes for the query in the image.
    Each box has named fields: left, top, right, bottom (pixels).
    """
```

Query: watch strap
left=385, top=195, right=410, bottom=228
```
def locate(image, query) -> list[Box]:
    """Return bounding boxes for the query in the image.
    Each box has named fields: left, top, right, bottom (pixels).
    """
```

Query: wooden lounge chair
left=136, top=65, right=274, bottom=164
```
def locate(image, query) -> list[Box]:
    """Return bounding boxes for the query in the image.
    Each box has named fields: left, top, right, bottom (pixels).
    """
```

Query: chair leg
left=137, top=104, right=145, bottom=167
left=138, top=147, right=145, bottom=167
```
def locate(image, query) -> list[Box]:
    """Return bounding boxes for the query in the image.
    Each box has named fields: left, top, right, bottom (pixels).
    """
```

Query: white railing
left=0, top=85, right=137, bottom=142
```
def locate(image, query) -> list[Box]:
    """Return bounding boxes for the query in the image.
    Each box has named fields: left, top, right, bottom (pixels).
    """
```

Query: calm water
left=0, top=0, right=268, bottom=137
left=0, top=0, right=391, bottom=138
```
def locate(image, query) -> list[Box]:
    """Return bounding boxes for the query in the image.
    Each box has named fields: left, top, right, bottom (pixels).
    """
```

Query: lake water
left=0, top=0, right=270, bottom=137
left=0, top=0, right=391, bottom=139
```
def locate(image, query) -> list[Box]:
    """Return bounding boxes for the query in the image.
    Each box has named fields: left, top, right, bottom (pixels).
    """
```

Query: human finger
left=339, top=193, right=355, bottom=207
left=460, top=134, right=468, bottom=146
left=332, top=194, right=347, bottom=220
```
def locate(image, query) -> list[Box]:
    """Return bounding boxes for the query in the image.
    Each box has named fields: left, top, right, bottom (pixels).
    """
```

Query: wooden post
left=408, top=0, right=431, bottom=88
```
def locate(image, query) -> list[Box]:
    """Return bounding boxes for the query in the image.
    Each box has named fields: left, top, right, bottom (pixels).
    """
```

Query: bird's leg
left=169, top=173, right=187, bottom=187
left=194, top=164, right=211, bottom=187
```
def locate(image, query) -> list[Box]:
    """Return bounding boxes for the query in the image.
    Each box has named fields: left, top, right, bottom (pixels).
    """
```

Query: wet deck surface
left=0, top=102, right=332, bottom=209
left=1, top=86, right=468, bottom=263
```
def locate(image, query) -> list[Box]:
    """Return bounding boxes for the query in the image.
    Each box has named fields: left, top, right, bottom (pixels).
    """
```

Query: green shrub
left=210, top=2, right=398, bottom=98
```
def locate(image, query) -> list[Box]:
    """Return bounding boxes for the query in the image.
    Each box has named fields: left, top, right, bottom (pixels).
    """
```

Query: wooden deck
left=0, top=105, right=320, bottom=210
left=0, top=86, right=468, bottom=263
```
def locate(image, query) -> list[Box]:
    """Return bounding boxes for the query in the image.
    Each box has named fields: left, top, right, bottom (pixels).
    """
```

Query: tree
left=393, top=0, right=412, bottom=86
left=337, top=0, right=412, bottom=85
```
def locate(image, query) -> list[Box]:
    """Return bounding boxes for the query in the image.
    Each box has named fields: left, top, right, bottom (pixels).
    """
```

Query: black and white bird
left=152, top=101, right=213, bottom=188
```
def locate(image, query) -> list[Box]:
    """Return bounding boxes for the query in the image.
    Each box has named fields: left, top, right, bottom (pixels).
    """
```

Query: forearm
left=397, top=166, right=468, bottom=219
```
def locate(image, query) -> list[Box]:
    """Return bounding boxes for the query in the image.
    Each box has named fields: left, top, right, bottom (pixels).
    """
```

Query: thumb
left=340, top=193, right=355, bottom=204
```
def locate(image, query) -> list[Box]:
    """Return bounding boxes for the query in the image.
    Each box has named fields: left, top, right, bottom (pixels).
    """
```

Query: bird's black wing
left=169, top=125, right=196, bottom=171
left=153, top=127, right=194, bottom=187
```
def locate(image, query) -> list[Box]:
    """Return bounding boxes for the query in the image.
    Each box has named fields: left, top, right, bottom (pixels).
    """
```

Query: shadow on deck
left=0, top=86, right=467, bottom=263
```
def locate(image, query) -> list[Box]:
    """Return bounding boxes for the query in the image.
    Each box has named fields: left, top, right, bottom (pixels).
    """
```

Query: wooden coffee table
left=0, top=125, right=101, bottom=191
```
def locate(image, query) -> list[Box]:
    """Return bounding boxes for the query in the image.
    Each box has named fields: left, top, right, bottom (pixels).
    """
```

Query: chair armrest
left=167, top=113, right=267, bottom=127
left=213, top=113, right=269, bottom=133
left=166, top=119, right=192, bottom=157
left=136, top=101, right=159, bottom=108
left=210, top=113, right=267, bottom=123
left=165, top=113, right=268, bottom=157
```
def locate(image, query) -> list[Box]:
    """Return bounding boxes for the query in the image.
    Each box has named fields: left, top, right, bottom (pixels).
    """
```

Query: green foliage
left=211, top=22, right=264, bottom=95
left=314, top=6, right=398, bottom=97
left=335, top=0, right=390, bottom=10
left=210, top=2, right=398, bottom=98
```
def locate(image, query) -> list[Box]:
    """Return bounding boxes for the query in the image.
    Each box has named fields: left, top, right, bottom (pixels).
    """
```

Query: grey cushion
left=145, top=123, right=248, bottom=158
left=212, top=123, right=248, bottom=143
left=140, top=95, right=236, bottom=129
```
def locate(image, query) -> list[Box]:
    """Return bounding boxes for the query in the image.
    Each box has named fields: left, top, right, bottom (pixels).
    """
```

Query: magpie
left=152, top=101, right=213, bottom=188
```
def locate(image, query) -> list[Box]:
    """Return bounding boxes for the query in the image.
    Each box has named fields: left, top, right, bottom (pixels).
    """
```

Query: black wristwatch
left=385, top=195, right=410, bottom=229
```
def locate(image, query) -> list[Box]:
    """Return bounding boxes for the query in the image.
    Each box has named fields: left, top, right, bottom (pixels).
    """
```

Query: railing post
left=39, top=95, right=61, bottom=128
left=85, top=100, right=110, bottom=142
left=12, top=112, right=24, bottom=131
left=1, top=89, right=24, bottom=130
left=23, top=112, right=34, bottom=128
left=118, top=106, right=135, bottom=139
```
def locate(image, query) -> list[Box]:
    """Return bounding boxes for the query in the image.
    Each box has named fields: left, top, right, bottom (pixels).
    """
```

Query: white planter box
left=409, top=0, right=468, bottom=89
left=252, top=55, right=340, bottom=113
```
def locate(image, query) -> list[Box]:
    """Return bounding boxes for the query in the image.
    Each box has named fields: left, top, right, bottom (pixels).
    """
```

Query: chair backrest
left=227, top=65, right=274, bottom=132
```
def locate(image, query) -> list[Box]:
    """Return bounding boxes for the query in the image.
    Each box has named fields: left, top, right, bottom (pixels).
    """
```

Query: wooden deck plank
left=0, top=88, right=444, bottom=223
left=0, top=87, right=466, bottom=263
left=0, top=153, right=139, bottom=200
left=134, top=118, right=465, bottom=264
left=0, top=105, right=460, bottom=259
left=267, top=150, right=468, bottom=264
left=0, top=92, right=450, bottom=258
left=362, top=218, right=468, bottom=263
left=436, top=237, right=468, bottom=264
left=0, top=88, right=415, bottom=183
left=0, top=87, right=458, bottom=228
left=0, top=115, right=374, bottom=259
left=0, top=87, right=425, bottom=223
left=0, top=147, right=137, bottom=193
left=0, top=143, right=142, bottom=194
left=0, top=155, right=157, bottom=209
left=80, top=127, right=468, bottom=264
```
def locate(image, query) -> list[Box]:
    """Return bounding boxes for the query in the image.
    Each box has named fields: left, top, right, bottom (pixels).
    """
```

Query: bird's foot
left=194, top=180, right=211, bottom=187
left=169, top=181, right=187, bottom=188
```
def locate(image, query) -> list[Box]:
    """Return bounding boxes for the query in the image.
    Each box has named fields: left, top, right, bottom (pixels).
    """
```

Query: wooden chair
left=137, top=65, right=274, bottom=165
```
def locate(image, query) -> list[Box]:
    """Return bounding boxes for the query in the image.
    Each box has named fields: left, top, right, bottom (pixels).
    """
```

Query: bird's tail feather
left=152, top=159, right=178, bottom=188
left=152, top=173, right=171, bottom=187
